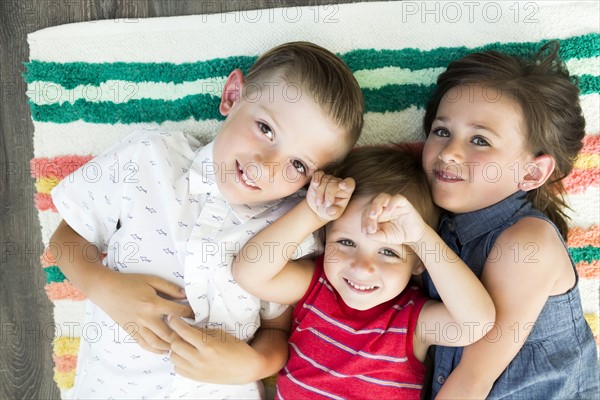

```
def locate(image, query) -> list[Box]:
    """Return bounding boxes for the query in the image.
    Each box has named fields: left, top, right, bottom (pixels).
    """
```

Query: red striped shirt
left=277, top=256, right=428, bottom=399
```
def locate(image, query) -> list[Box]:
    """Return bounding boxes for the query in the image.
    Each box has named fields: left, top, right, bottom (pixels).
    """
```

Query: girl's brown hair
left=423, top=42, right=585, bottom=239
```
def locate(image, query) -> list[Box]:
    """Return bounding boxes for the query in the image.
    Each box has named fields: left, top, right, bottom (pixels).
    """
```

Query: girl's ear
left=220, top=69, right=245, bottom=116
left=518, top=154, right=556, bottom=191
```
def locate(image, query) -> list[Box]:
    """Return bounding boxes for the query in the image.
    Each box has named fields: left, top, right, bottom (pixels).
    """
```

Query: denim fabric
left=423, top=191, right=600, bottom=399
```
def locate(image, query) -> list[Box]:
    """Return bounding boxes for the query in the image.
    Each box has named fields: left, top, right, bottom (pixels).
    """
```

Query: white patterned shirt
left=52, top=129, right=318, bottom=399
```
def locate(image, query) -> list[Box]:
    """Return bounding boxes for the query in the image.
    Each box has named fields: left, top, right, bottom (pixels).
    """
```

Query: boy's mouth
left=344, top=278, right=378, bottom=293
left=237, top=161, right=260, bottom=189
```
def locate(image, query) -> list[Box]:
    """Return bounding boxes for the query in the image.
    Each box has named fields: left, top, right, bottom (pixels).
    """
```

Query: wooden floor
left=0, top=0, right=368, bottom=398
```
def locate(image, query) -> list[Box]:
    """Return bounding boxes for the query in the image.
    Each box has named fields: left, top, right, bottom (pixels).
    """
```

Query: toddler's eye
left=338, top=239, right=355, bottom=247
left=291, top=159, right=307, bottom=175
left=258, top=122, right=274, bottom=141
left=472, top=136, right=490, bottom=146
left=380, top=248, right=399, bottom=258
left=431, top=127, right=450, bottom=137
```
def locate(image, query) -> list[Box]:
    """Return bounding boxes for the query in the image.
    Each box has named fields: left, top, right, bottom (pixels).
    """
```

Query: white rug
left=25, top=1, right=599, bottom=396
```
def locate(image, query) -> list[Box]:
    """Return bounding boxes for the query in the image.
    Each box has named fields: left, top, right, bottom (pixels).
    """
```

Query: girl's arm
left=50, top=220, right=194, bottom=354
left=362, top=194, right=495, bottom=361
left=232, top=172, right=355, bottom=305
left=435, top=218, right=571, bottom=399
left=413, top=223, right=496, bottom=349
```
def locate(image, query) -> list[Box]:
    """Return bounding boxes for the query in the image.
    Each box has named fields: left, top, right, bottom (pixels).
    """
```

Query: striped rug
left=24, top=1, right=599, bottom=396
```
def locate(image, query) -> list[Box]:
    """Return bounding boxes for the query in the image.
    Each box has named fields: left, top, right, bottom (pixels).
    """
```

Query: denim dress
left=423, top=191, right=599, bottom=399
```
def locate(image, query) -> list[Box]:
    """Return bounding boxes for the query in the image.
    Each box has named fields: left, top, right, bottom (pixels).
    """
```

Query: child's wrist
left=300, top=200, right=330, bottom=226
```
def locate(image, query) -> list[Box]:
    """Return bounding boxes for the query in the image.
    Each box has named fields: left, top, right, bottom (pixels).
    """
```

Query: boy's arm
left=435, top=219, right=565, bottom=399
left=233, top=173, right=355, bottom=305
left=50, top=220, right=193, bottom=353
left=168, top=308, right=292, bottom=384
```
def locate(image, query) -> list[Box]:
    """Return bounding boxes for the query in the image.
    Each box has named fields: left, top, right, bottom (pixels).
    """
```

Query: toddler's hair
left=332, top=144, right=438, bottom=228
left=245, top=41, right=364, bottom=153
left=423, top=42, right=585, bottom=239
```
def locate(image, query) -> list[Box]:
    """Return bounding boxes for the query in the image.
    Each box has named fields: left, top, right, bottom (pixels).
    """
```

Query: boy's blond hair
left=245, top=41, right=364, bottom=153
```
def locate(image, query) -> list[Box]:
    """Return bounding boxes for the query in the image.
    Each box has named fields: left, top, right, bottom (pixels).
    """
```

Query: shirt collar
left=442, top=191, right=529, bottom=245
left=188, top=141, right=284, bottom=223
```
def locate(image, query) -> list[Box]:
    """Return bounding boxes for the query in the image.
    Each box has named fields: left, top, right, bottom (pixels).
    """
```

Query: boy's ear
left=518, top=154, right=556, bottom=191
left=220, top=69, right=245, bottom=116
left=412, top=260, right=426, bottom=276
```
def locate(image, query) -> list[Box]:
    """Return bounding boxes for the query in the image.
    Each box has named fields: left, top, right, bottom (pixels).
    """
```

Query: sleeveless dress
left=423, top=191, right=599, bottom=399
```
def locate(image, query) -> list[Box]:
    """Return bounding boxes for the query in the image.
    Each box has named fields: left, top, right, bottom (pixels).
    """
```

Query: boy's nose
left=351, top=255, right=376, bottom=274
left=252, top=150, right=280, bottom=179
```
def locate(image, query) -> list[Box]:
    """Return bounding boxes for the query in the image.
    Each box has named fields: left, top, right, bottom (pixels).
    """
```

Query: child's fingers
left=311, top=170, right=325, bottom=188
left=133, top=326, right=170, bottom=354
left=322, top=178, right=344, bottom=207
left=362, top=193, right=390, bottom=233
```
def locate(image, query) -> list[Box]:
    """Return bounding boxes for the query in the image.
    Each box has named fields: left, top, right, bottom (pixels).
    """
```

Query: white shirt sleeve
left=50, top=130, right=150, bottom=253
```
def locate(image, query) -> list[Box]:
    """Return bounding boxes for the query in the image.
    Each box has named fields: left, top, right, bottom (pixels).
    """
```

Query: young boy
left=49, top=41, right=364, bottom=399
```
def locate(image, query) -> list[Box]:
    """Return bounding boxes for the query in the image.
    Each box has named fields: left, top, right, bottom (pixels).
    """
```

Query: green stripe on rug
left=24, top=56, right=256, bottom=89
left=29, top=94, right=223, bottom=123
left=24, top=33, right=598, bottom=88
left=29, top=74, right=599, bottom=124
left=342, top=33, right=599, bottom=71
left=44, top=265, right=67, bottom=284
left=569, top=246, right=600, bottom=265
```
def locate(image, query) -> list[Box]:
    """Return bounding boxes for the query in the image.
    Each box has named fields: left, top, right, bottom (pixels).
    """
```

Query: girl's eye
left=380, top=248, right=400, bottom=258
left=258, top=122, right=274, bottom=141
left=472, top=136, right=490, bottom=146
left=291, top=159, right=307, bottom=175
left=431, top=127, right=450, bottom=137
left=338, top=239, right=355, bottom=247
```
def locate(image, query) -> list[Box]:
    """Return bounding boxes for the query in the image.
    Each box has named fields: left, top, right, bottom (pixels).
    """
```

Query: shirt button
left=437, top=375, right=446, bottom=385
left=448, top=222, right=455, bottom=232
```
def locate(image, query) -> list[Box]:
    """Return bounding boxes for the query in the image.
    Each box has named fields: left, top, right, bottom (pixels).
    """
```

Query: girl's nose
left=438, top=139, right=463, bottom=164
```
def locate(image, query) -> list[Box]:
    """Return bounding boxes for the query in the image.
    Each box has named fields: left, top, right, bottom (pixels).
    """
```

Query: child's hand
left=361, top=193, right=427, bottom=245
left=168, top=317, right=263, bottom=384
left=90, top=272, right=194, bottom=354
left=306, top=171, right=355, bottom=221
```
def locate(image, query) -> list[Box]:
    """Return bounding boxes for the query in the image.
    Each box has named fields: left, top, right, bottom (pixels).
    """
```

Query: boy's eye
left=471, top=136, right=490, bottom=146
left=431, top=127, right=450, bottom=137
left=338, top=239, right=355, bottom=247
left=258, top=122, right=274, bottom=140
left=380, top=248, right=400, bottom=258
left=291, top=159, right=307, bottom=175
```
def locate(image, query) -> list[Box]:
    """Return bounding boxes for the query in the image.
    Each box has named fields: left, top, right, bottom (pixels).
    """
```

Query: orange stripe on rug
left=34, top=193, right=57, bottom=212
left=581, top=135, right=600, bottom=154
left=52, top=354, right=77, bottom=373
left=30, top=155, right=93, bottom=179
left=568, top=225, right=600, bottom=247
left=564, top=168, right=599, bottom=194
left=45, top=282, right=86, bottom=301
left=577, top=260, right=600, bottom=279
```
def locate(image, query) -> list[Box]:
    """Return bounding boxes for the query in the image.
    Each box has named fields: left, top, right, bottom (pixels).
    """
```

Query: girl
left=421, top=42, right=600, bottom=399
left=232, top=146, right=496, bottom=399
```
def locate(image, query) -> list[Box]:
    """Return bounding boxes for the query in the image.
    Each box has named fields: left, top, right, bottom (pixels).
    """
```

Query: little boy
left=49, top=41, right=363, bottom=399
